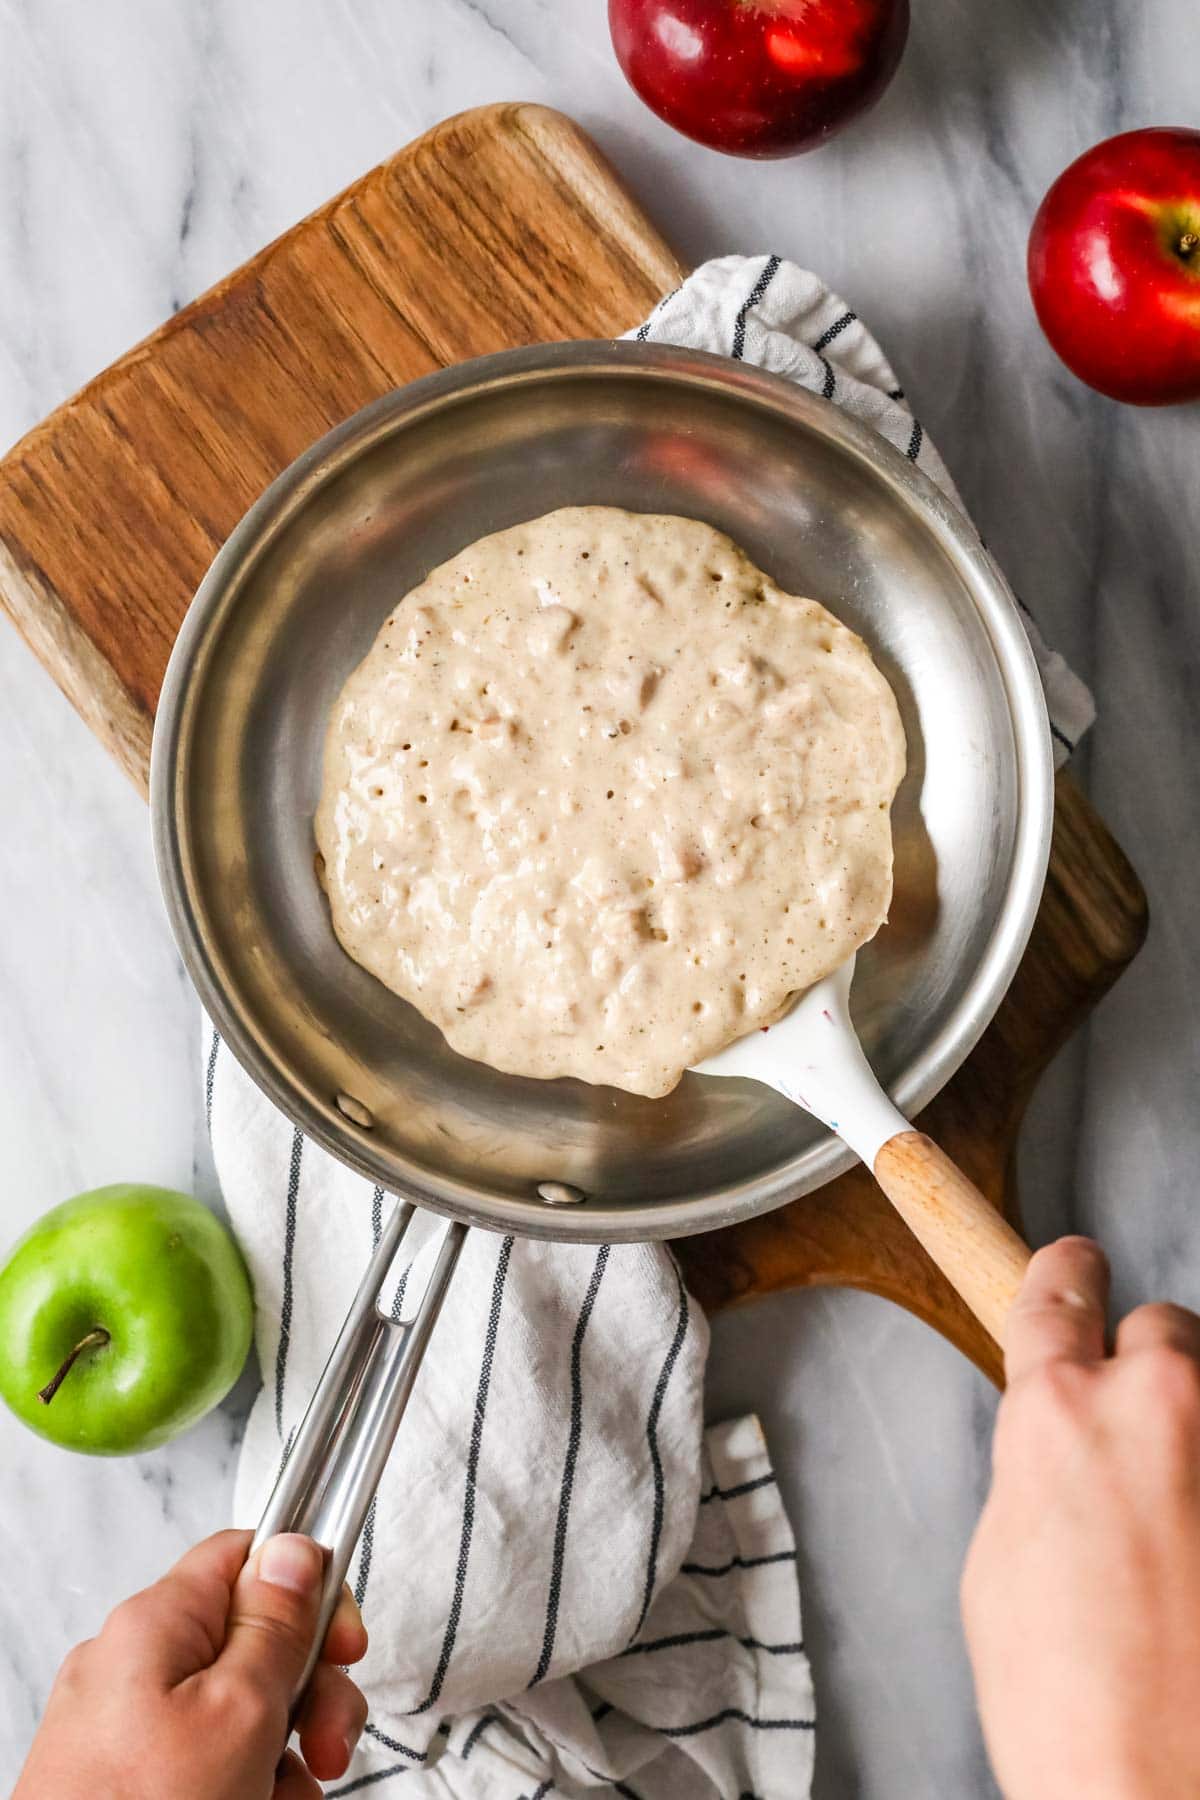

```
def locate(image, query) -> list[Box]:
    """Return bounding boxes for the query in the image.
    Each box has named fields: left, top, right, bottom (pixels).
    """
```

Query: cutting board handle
left=873, top=1131, right=1031, bottom=1347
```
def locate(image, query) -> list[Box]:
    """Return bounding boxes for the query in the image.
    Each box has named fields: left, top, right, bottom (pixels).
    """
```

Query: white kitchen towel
left=219, top=254, right=1092, bottom=1800
left=215, top=1034, right=814, bottom=1800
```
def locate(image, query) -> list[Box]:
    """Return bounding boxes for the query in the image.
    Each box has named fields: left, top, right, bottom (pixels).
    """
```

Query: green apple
left=0, top=1184, right=253, bottom=1456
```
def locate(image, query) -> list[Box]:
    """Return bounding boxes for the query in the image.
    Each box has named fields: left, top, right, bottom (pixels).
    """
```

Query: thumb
left=220, top=1533, right=325, bottom=1717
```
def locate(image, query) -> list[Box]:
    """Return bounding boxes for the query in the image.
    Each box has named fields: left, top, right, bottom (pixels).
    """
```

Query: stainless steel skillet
left=151, top=340, right=1053, bottom=1698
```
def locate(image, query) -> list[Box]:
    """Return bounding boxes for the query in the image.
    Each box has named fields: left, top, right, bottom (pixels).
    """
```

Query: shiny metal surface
left=152, top=341, right=1053, bottom=1242
left=252, top=1202, right=466, bottom=1710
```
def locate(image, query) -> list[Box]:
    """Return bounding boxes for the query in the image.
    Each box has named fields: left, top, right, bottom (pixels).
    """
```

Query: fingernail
left=257, top=1533, right=323, bottom=1594
left=343, top=1589, right=367, bottom=1638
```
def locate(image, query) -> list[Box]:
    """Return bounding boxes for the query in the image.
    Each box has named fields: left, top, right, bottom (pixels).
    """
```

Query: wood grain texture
left=0, top=103, right=1149, bottom=1378
left=0, top=104, right=683, bottom=795
left=873, top=1131, right=1031, bottom=1345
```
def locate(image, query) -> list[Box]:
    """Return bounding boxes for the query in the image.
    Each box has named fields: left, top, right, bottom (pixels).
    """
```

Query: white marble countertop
left=1, top=3, right=1197, bottom=1795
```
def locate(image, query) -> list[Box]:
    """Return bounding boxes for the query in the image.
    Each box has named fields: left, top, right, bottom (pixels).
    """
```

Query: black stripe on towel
left=813, top=309, right=856, bottom=352
left=623, top=1626, right=727, bottom=1655
left=699, top=1471, right=776, bottom=1504
left=817, top=353, right=836, bottom=400
left=635, top=283, right=681, bottom=342
left=1050, top=719, right=1075, bottom=754
left=681, top=1549, right=797, bottom=1577
left=273, top=1127, right=304, bottom=1437
left=659, top=1706, right=815, bottom=1739
left=328, top=1764, right=418, bottom=1794
left=363, top=1724, right=426, bottom=1759
left=630, top=1265, right=690, bottom=1639
left=906, top=418, right=924, bottom=461
left=391, top=1260, right=410, bottom=1325
left=731, top=255, right=782, bottom=359
left=529, top=1245, right=611, bottom=1686
left=204, top=1029, right=220, bottom=1131
left=887, top=387, right=905, bottom=401
left=623, top=1625, right=805, bottom=1657
left=405, top=1240, right=514, bottom=1714
left=354, top=1498, right=376, bottom=1611
left=271, top=1423, right=297, bottom=1490
left=461, top=1712, right=500, bottom=1759
left=526, top=1783, right=554, bottom=1800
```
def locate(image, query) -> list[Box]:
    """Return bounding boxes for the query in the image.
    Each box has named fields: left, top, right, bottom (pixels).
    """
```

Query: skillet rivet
left=536, top=1180, right=587, bottom=1205
left=336, top=1092, right=374, bottom=1129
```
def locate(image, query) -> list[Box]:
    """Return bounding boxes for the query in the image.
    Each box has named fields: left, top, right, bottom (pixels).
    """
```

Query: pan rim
left=151, top=339, right=1054, bottom=1243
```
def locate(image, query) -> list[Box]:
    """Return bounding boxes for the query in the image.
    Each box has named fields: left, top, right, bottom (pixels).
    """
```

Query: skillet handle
left=873, top=1131, right=1031, bottom=1349
left=251, top=1202, right=467, bottom=1717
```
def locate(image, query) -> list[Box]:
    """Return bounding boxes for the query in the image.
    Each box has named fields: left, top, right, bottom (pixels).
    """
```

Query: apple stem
left=37, top=1328, right=111, bottom=1406
left=1180, top=231, right=1198, bottom=260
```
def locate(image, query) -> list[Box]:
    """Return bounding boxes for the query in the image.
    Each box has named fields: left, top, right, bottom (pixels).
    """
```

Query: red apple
left=608, top=0, right=909, bottom=159
left=1028, top=128, right=1200, bottom=406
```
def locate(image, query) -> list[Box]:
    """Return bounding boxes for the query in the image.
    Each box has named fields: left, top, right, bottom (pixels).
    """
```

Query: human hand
left=962, top=1236, right=1200, bottom=1800
left=14, top=1530, right=368, bottom=1799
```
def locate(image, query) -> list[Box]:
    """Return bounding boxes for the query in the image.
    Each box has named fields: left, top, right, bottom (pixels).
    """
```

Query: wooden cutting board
left=0, top=103, right=1147, bottom=1382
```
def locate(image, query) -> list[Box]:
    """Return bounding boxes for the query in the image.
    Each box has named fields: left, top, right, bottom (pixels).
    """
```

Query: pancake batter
left=315, top=507, right=905, bottom=1097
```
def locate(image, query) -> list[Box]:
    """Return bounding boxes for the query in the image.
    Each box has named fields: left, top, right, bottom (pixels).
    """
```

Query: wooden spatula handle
left=873, top=1131, right=1032, bottom=1347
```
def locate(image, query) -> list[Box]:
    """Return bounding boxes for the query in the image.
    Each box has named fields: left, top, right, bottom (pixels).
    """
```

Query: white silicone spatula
left=693, top=956, right=1031, bottom=1344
